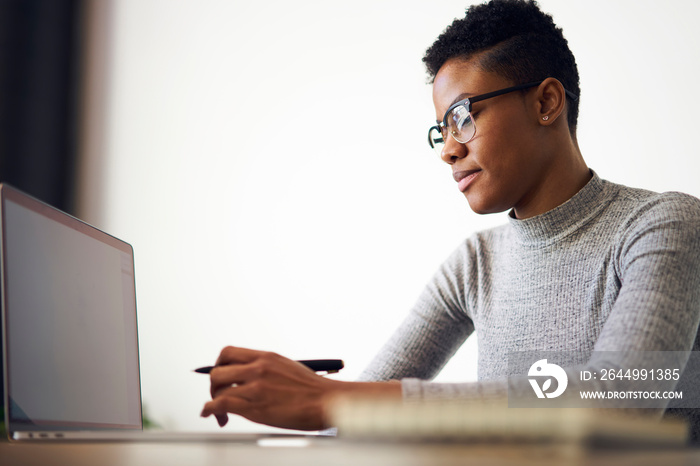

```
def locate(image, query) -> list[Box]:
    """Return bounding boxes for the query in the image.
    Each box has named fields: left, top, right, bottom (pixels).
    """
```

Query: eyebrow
left=448, top=93, right=474, bottom=107
left=435, top=92, right=476, bottom=124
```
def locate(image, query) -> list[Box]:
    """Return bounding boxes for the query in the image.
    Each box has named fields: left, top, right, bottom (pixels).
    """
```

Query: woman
left=201, top=0, right=700, bottom=439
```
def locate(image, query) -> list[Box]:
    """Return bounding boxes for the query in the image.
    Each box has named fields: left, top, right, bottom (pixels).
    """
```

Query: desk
left=1, top=438, right=699, bottom=466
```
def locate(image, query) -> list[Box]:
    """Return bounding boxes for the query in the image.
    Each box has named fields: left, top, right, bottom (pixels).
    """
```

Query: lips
left=453, top=169, right=481, bottom=192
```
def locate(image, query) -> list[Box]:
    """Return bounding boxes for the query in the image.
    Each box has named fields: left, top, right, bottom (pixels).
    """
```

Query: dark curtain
left=0, top=0, right=84, bottom=427
left=0, top=0, right=84, bottom=214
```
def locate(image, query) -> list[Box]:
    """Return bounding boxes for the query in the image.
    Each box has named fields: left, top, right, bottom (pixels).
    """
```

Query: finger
left=201, top=396, right=255, bottom=423
left=209, top=355, right=288, bottom=399
left=209, top=363, right=254, bottom=399
left=213, top=381, right=263, bottom=404
left=215, top=346, right=267, bottom=367
left=209, top=360, right=268, bottom=392
left=211, top=382, right=246, bottom=400
left=209, top=378, right=268, bottom=404
left=200, top=399, right=231, bottom=427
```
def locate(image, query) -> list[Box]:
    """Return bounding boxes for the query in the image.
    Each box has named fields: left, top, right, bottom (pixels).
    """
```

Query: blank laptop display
left=0, top=185, right=320, bottom=443
left=1, top=184, right=142, bottom=438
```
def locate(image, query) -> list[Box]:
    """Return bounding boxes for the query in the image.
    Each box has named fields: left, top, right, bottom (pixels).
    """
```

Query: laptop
left=0, top=184, right=320, bottom=443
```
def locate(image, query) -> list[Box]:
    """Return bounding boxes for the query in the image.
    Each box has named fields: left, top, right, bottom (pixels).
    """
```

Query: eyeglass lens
left=428, top=105, right=475, bottom=156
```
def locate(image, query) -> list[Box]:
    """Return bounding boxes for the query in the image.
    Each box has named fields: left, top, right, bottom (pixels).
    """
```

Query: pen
left=194, top=359, right=344, bottom=374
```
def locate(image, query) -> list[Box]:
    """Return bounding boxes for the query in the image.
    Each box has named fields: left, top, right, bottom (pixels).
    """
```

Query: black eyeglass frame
left=427, top=80, right=579, bottom=149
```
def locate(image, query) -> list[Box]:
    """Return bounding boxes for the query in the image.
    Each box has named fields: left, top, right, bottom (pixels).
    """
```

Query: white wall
left=78, top=0, right=700, bottom=432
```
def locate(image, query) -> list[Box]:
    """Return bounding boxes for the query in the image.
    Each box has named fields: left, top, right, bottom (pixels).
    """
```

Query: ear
left=535, top=77, right=567, bottom=127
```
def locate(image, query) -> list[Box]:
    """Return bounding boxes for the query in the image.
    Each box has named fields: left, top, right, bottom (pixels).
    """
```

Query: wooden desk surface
left=1, top=438, right=699, bottom=466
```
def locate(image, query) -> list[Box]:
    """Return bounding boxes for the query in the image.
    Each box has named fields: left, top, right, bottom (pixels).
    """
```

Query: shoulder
left=615, top=181, right=700, bottom=211
left=470, top=223, right=512, bottom=247
left=610, top=183, right=700, bottom=232
left=604, top=182, right=700, bottom=264
left=435, top=224, right=510, bottom=271
left=457, top=224, right=512, bottom=259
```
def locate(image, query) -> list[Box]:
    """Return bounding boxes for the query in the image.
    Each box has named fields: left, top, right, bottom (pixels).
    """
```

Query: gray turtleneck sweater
left=360, top=172, right=700, bottom=427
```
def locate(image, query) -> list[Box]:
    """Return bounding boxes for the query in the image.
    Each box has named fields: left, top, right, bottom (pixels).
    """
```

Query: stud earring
left=542, top=116, right=549, bottom=121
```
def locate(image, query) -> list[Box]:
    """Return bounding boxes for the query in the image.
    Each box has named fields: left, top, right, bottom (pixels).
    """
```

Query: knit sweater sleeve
left=360, top=182, right=700, bottom=408
left=594, top=192, right=700, bottom=352
left=358, top=240, right=476, bottom=382
left=397, top=191, right=700, bottom=402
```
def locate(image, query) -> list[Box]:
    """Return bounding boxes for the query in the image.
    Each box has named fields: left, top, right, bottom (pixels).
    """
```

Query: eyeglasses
left=427, top=80, right=578, bottom=156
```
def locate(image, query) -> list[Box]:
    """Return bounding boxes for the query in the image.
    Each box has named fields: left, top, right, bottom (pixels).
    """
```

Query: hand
left=200, top=346, right=343, bottom=431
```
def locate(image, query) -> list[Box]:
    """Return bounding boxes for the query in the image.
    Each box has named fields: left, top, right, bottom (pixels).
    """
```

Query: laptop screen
left=1, top=185, right=142, bottom=432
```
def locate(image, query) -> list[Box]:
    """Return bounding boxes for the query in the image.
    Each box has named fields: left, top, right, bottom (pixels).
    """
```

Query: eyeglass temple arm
left=428, top=125, right=444, bottom=148
left=469, top=81, right=579, bottom=105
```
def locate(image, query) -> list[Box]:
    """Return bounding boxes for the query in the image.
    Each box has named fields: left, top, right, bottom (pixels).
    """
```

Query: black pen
left=194, top=359, right=344, bottom=374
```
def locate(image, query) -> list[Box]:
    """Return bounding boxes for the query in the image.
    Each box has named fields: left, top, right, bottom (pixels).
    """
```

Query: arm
left=361, top=241, right=477, bottom=382
left=201, top=236, right=483, bottom=430
left=399, top=193, right=700, bottom=406
left=200, top=242, right=478, bottom=430
left=594, top=193, right=700, bottom=353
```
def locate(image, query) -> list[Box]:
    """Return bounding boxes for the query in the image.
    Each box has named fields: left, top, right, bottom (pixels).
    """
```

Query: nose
left=440, top=133, right=467, bottom=165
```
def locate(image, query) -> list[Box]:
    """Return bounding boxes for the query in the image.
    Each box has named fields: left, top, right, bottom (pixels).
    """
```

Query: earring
left=542, top=116, right=549, bottom=121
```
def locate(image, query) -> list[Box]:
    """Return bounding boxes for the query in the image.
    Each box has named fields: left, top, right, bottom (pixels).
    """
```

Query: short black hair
left=424, top=0, right=580, bottom=132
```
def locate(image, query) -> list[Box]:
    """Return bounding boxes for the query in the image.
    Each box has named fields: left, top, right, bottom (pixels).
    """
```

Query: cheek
left=476, top=114, right=536, bottom=172
left=463, top=125, right=538, bottom=213
left=471, top=129, right=523, bottom=174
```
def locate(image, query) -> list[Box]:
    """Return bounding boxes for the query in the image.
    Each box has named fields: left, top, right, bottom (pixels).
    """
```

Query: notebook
left=328, top=396, right=688, bottom=447
left=0, top=184, right=317, bottom=443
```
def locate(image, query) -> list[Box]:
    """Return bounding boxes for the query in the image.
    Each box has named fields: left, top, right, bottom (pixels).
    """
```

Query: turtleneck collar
left=506, top=170, right=614, bottom=247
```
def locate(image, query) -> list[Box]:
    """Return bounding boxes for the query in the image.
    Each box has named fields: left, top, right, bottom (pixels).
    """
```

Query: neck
left=512, top=133, right=590, bottom=219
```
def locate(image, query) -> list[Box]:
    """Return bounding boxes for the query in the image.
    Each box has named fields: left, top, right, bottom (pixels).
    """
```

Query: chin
left=465, top=193, right=509, bottom=216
